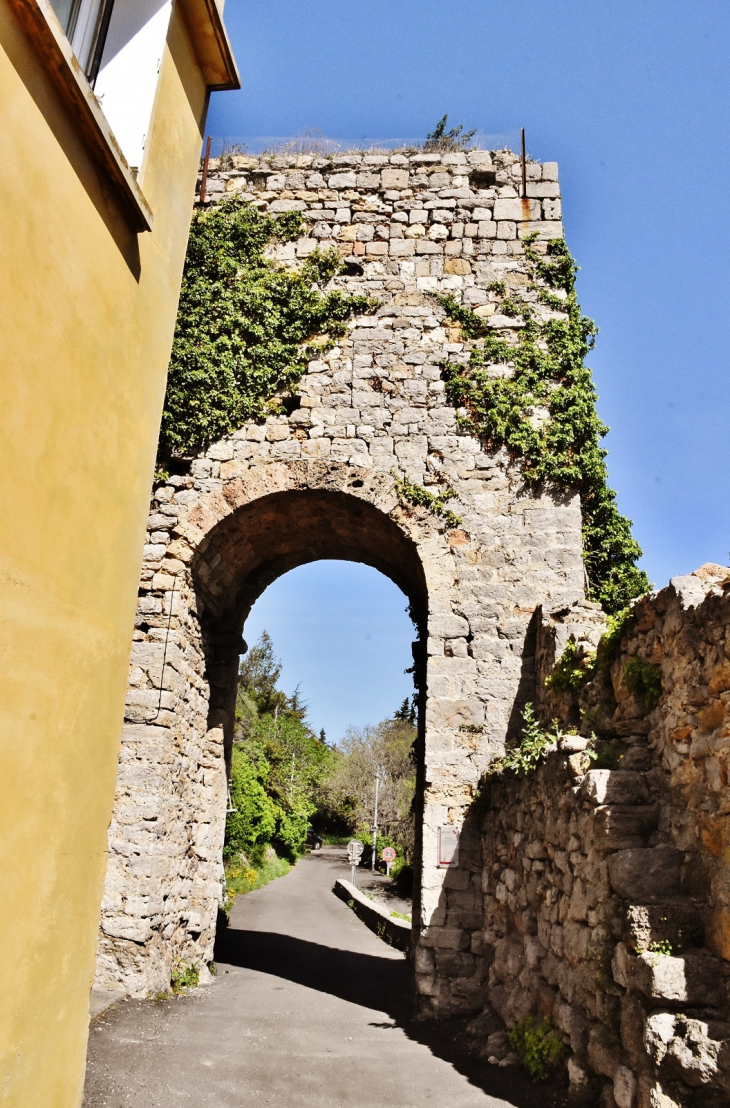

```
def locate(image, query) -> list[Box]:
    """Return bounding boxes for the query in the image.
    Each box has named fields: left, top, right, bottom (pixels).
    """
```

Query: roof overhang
left=177, top=0, right=240, bottom=91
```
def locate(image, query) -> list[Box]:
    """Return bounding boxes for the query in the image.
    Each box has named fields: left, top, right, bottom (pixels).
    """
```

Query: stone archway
left=95, top=454, right=583, bottom=1008
left=94, top=147, right=586, bottom=1008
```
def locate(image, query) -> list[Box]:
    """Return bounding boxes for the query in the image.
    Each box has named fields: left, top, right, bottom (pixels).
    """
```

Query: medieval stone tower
left=95, top=145, right=583, bottom=1008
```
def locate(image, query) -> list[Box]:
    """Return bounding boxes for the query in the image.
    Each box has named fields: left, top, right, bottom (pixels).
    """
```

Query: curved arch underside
left=193, top=489, right=429, bottom=631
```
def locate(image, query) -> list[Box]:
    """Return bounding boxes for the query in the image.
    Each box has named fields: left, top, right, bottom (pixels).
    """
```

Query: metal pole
left=371, top=774, right=379, bottom=870
left=520, top=127, right=527, bottom=199
left=199, top=134, right=212, bottom=204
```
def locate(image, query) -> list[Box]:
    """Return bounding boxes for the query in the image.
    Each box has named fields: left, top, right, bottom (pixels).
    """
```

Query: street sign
left=347, top=839, right=364, bottom=886
left=381, top=847, right=396, bottom=862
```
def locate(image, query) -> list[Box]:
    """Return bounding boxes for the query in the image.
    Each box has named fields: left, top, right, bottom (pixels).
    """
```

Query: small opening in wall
left=470, top=170, right=497, bottom=190
left=139, top=622, right=150, bottom=634
left=168, top=458, right=192, bottom=476
left=350, top=478, right=364, bottom=488
left=250, top=172, right=267, bottom=190
left=343, top=261, right=364, bottom=277
left=280, top=396, right=301, bottom=416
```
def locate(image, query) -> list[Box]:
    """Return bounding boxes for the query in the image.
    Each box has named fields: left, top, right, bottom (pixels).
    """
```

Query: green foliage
left=327, top=715, right=417, bottom=860
left=224, top=850, right=291, bottom=910
left=170, top=960, right=199, bottom=994
left=237, top=630, right=299, bottom=724
left=596, top=606, right=635, bottom=667
left=586, top=737, right=625, bottom=770
left=390, top=910, right=412, bottom=922
left=544, top=638, right=596, bottom=694
left=423, top=114, right=476, bottom=152
left=490, top=704, right=561, bottom=777
left=441, top=236, right=650, bottom=614
left=159, top=196, right=376, bottom=460
left=622, top=656, right=662, bottom=710
left=509, top=1014, right=567, bottom=1082
left=394, top=695, right=417, bottom=725
left=224, top=745, right=278, bottom=859
left=647, top=939, right=674, bottom=957
left=391, top=859, right=414, bottom=898
left=392, top=472, right=462, bottom=528
left=226, top=631, right=337, bottom=862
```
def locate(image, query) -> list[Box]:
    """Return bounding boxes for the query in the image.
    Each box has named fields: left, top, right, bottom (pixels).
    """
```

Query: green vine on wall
left=440, top=235, right=650, bottom=614
left=392, top=473, right=462, bottom=529
left=159, top=196, right=377, bottom=461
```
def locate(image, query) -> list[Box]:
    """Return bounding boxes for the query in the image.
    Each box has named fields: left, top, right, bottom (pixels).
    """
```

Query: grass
left=224, top=850, right=292, bottom=910
left=390, top=910, right=412, bottom=922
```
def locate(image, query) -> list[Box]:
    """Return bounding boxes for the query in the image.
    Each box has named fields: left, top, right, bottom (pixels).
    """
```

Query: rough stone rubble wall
left=476, top=567, right=730, bottom=1107
left=94, top=146, right=586, bottom=1001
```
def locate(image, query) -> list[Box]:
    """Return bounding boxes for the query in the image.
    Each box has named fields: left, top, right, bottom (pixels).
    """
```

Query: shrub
left=509, top=1014, right=566, bottom=1081
left=622, top=656, right=662, bottom=710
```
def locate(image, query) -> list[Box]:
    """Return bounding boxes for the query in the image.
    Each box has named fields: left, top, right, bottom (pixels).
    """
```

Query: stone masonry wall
left=475, top=566, right=730, bottom=1107
left=94, top=144, right=586, bottom=1000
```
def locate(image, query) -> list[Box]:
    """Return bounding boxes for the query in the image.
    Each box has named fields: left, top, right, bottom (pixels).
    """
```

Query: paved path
left=84, top=849, right=557, bottom=1107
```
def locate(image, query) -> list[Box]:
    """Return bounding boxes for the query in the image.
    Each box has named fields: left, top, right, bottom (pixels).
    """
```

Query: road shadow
left=215, top=927, right=566, bottom=1108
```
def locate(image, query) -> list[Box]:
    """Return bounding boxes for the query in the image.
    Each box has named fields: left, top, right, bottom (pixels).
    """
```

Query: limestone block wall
left=95, top=146, right=587, bottom=1001
left=475, top=567, right=730, bottom=1107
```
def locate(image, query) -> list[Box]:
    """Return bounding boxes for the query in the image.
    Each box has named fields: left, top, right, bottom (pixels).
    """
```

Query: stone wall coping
left=333, top=878, right=411, bottom=952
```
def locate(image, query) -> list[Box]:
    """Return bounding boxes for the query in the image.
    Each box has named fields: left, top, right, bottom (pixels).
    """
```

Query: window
left=49, top=0, right=115, bottom=83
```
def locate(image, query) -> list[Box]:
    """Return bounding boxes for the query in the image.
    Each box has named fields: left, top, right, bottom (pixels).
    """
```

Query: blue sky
left=213, top=1, right=730, bottom=740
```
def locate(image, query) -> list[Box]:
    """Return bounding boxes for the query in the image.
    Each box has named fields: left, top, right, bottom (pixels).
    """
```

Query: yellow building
left=0, top=0, right=237, bottom=1103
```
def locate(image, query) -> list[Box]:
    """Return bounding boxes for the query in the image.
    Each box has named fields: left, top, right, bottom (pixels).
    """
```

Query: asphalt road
left=84, top=848, right=554, bottom=1107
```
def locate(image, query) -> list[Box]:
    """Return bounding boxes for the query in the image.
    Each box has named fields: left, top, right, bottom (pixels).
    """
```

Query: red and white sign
left=438, top=825, right=460, bottom=867
left=381, top=847, right=396, bottom=863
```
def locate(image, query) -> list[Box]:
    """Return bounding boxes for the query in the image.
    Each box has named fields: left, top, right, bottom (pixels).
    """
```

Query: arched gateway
left=95, top=148, right=586, bottom=1015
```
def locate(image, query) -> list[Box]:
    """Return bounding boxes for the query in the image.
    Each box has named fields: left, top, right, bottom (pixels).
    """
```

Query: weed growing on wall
left=490, top=704, right=563, bottom=776
left=622, top=656, right=662, bottom=710
left=392, top=472, right=462, bottom=528
left=508, top=1014, right=567, bottom=1081
left=160, top=197, right=376, bottom=460
left=544, top=638, right=597, bottom=693
left=441, top=236, right=650, bottom=614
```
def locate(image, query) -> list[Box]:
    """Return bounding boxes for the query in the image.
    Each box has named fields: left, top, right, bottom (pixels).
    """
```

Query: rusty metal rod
left=199, top=135, right=212, bottom=204
left=521, top=127, right=527, bottom=198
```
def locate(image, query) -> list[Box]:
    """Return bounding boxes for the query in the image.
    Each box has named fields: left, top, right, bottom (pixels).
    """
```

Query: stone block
left=493, top=198, right=541, bottom=221
left=526, top=182, right=561, bottom=198
left=593, top=805, right=657, bottom=851
left=327, top=172, right=357, bottom=188
left=518, top=220, right=563, bottom=240
left=645, top=1011, right=730, bottom=1092
left=607, top=847, right=682, bottom=901
left=581, top=770, right=649, bottom=806
left=381, top=168, right=409, bottom=189
left=443, top=258, right=471, bottom=275
left=633, top=950, right=724, bottom=1006
left=614, top=1065, right=637, bottom=1108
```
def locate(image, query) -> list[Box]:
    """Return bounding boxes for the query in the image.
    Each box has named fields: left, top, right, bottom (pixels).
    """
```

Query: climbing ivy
left=392, top=472, right=462, bottom=529
left=159, top=196, right=376, bottom=461
left=440, top=235, right=650, bottom=614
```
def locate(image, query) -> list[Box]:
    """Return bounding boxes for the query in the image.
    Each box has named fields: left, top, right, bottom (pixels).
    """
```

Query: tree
left=226, top=631, right=337, bottom=860
left=423, top=114, right=476, bottom=153
left=326, top=716, right=417, bottom=857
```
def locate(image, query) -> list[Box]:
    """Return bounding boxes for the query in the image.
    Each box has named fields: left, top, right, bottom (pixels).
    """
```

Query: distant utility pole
left=371, top=774, right=380, bottom=871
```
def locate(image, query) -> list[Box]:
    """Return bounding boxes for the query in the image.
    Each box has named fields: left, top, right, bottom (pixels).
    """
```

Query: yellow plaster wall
left=0, top=4, right=208, bottom=1104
